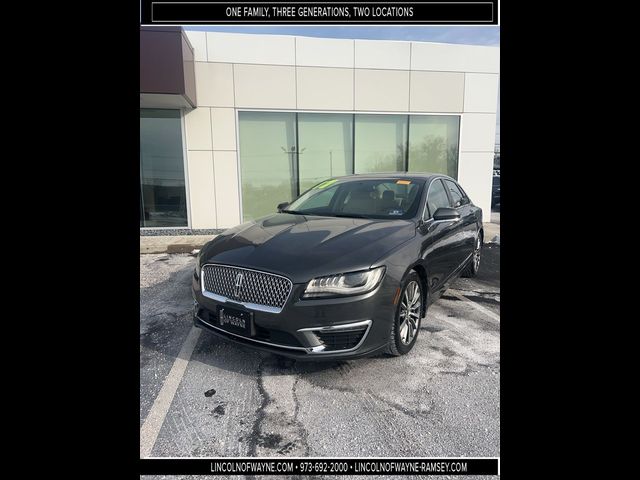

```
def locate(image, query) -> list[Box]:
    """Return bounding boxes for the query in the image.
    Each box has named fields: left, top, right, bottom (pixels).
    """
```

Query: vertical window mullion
left=351, top=113, right=356, bottom=174
left=294, top=112, right=300, bottom=197
left=405, top=115, right=410, bottom=172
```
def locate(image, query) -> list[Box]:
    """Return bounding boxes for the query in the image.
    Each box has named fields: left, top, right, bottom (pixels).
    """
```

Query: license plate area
left=216, top=305, right=253, bottom=337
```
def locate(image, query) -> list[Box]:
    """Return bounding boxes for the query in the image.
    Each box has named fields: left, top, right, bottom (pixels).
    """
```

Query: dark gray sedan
left=192, top=173, right=483, bottom=360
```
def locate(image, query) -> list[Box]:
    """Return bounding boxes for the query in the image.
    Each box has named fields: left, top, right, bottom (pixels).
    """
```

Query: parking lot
left=140, top=243, right=500, bottom=469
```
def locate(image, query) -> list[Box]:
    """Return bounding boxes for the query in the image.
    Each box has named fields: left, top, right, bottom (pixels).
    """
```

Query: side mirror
left=433, top=207, right=461, bottom=222
left=277, top=202, right=290, bottom=213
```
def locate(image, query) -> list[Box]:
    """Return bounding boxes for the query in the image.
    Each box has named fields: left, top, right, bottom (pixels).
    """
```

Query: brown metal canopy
left=140, top=26, right=196, bottom=108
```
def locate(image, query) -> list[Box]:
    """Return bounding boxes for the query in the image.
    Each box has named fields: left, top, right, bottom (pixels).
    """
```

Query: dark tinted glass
left=444, top=180, right=467, bottom=207
left=140, top=109, right=187, bottom=227
left=425, top=179, right=450, bottom=218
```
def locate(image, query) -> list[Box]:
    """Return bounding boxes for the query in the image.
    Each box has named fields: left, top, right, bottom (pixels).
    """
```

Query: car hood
left=199, top=213, right=416, bottom=283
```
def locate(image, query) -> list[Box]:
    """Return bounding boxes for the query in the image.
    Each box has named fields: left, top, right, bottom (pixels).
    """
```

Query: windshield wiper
left=281, top=210, right=319, bottom=216
left=283, top=210, right=369, bottom=219
left=332, top=213, right=371, bottom=219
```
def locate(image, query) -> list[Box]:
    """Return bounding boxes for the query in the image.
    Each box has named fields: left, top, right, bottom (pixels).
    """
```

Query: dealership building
left=140, top=27, right=499, bottom=232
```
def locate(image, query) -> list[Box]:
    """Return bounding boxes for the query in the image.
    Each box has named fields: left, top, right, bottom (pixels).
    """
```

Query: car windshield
left=285, top=178, right=425, bottom=220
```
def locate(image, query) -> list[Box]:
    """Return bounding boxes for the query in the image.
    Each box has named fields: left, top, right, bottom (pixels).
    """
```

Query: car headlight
left=302, top=266, right=385, bottom=298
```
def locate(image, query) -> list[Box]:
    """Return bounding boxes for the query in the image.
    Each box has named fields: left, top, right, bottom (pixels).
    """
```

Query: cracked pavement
left=140, top=244, right=500, bottom=476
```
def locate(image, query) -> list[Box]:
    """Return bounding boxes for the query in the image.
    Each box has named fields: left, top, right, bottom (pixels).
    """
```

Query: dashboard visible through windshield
left=285, top=178, right=425, bottom=220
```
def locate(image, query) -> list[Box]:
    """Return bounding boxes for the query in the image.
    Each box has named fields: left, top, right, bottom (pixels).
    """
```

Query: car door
left=418, top=178, right=461, bottom=294
left=443, top=179, right=477, bottom=270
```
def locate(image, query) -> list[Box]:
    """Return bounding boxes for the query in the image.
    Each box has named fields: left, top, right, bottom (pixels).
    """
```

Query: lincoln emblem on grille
left=233, top=272, right=244, bottom=297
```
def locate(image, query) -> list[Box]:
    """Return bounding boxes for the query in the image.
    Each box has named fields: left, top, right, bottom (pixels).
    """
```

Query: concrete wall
left=182, top=31, right=499, bottom=229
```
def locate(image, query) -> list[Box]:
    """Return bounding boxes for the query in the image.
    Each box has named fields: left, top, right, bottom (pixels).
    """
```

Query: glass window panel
left=425, top=179, right=450, bottom=219
left=288, top=178, right=424, bottom=220
left=238, top=111, right=297, bottom=221
left=444, top=179, right=469, bottom=207
left=140, top=109, right=187, bottom=227
left=408, top=115, right=460, bottom=178
left=354, top=114, right=407, bottom=174
left=292, top=183, right=335, bottom=210
left=297, top=113, right=353, bottom=193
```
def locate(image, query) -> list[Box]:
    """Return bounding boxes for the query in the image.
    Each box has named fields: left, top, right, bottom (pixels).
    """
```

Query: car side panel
left=455, top=202, right=478, bottom=266
left=418, top=221, right=459, bottom=294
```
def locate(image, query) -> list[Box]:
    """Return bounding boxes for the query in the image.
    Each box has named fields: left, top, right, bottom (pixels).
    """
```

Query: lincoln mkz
left=192, top=173, right=483, bottom=359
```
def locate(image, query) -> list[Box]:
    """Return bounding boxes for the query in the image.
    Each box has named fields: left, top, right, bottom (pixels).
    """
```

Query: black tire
left=386, top=271, right=424, bottom=356
left=462, top=233, right=482, bottom=278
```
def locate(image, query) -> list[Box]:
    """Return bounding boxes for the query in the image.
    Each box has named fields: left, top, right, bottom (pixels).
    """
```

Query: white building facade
left=140, top=30, right=499, bottom=231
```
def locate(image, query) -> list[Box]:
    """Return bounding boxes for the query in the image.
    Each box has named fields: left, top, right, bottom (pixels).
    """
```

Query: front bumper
left=192, top=271, right=397, bottom=360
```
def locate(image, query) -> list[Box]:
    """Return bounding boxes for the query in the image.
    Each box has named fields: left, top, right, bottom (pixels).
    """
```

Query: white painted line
left=449, top=290, right=500, bottom=322
left=140, top=326, right=202, bottom=458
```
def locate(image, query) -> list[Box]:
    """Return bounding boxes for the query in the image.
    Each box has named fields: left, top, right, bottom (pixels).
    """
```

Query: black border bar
left=142, top=1, right=498, bottom=25
left=140, top=458, right=499, bottom=475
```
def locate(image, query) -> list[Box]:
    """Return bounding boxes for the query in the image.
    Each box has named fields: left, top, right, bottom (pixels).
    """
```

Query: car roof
left=331, top=172, right=453, bottom=183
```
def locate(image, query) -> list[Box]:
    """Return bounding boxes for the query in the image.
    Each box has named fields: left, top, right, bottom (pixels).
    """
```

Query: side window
left=444, top=180, right=468, bottom=208
left=424, top=180, right=450, bottom=219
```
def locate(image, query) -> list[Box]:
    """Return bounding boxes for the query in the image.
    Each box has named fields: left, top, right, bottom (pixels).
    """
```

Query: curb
left=167, top=244, right=202, bottom=254
left=141, top=242, right=207, bottom=254
left=140, top=235, right=215, bottom=254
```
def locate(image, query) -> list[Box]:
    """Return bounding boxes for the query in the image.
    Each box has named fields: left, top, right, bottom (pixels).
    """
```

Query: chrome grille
left=201, top=264, right=292, bottom=312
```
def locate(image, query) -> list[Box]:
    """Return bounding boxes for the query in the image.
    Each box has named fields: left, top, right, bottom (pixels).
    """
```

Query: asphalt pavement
left=140, top=246, right=500, bottom=478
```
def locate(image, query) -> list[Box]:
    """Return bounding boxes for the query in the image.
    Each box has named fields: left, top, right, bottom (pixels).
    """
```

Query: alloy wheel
left=399, top=280, right=421, bottom=345
left=473, top=237, right=481, bottom=271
